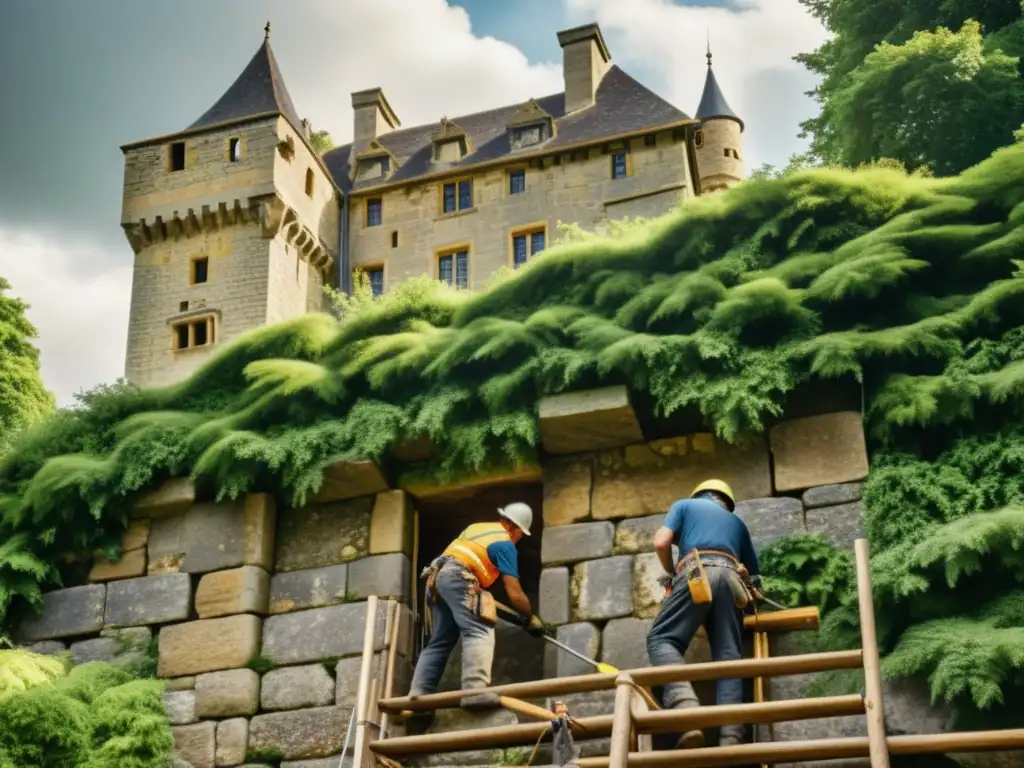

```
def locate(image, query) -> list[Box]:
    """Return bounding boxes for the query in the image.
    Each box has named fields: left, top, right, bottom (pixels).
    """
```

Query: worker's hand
left=525, top=614, right=549, bottom=637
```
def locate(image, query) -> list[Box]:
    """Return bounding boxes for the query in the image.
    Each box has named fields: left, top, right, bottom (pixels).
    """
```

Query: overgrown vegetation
left=0, top=650, right=173, bottom=767
left=3, top=144, right=1024, bottom=722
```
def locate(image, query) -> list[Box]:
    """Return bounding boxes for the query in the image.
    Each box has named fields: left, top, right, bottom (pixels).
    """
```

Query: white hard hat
left=498, top=502, right=533, bottom=536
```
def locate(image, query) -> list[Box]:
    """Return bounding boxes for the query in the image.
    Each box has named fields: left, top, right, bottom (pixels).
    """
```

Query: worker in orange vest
left=407, top=502, right=545, bottom=713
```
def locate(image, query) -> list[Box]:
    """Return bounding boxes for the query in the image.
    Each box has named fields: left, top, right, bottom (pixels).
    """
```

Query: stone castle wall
left=18, top=385, right=946, bottom=766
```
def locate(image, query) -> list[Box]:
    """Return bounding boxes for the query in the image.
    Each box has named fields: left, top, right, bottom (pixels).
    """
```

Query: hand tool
left=493, top=599, right=619, bottom=675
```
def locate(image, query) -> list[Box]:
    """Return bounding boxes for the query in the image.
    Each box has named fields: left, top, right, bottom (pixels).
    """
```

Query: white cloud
left=284, top=0, right=564, bottom=144
left=0, top=228, right=131, bottom=408
left=566, top=0, right=830, bottom=169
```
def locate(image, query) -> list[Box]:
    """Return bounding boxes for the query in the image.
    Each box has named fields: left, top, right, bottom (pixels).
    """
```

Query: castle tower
left=693, top=44, right=744, bottom=193
left=119, top=23, right=338, bottom=388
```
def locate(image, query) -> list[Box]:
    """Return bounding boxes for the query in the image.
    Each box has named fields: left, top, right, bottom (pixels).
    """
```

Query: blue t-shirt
left=663, top=497, right=760, bottom=576
left=486, top=540, right=519, bottom=578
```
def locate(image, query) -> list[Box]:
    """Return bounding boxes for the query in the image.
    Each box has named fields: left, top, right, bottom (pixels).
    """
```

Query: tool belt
left=420, top=556, right=497, bottom=631
left=673, top=549, right=753, bottom=609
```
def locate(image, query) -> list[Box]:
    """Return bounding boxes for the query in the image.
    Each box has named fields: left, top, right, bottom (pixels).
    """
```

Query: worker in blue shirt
left=646, top=479, right=762, bottom=750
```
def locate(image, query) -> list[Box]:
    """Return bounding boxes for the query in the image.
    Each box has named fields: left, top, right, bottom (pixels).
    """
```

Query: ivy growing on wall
left=2, top=145, right=1024, bottom=719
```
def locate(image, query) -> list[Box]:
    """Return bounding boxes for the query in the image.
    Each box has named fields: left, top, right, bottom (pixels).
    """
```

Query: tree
left=797, top=0, right=1024, bottom=174
left=309, top=128, right=334, bottom=156
left=0, top=277, right=53, bottom=455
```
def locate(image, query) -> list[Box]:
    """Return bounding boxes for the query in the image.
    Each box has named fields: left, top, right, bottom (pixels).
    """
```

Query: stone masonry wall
left=347, top=130, right=694, bottom=292
left=16, top=473, right=417, bottom=768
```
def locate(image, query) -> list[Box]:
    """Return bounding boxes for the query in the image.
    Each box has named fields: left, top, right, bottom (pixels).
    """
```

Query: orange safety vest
left=443, top=522, right=512, bottom=588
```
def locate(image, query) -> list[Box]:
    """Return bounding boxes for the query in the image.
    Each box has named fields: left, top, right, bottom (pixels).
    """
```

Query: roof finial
left=706, top=31, right=713, bottom=67
left=264, top=20, right=271, bottom=41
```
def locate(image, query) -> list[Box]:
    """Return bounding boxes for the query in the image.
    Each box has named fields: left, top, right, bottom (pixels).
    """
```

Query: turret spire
left=695, top=45, right=744, bottom=132
left=706, top=31, right=712, bottom=68
left=264, top=20, right=271, bottom=41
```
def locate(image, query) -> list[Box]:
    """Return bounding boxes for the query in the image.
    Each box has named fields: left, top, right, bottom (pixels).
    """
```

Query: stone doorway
left=412, top=481, right=546, bottom=690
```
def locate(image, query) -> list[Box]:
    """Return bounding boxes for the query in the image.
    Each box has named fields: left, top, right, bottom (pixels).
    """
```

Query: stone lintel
left=399, top=463, right=542, bottom=504
left=131, top=477, right=196, bottom=519
left=312, top=459, right=389, bottom=504
left=539, top=386, right=644, bottom=455
left=770, top=411, right=869, bottom=493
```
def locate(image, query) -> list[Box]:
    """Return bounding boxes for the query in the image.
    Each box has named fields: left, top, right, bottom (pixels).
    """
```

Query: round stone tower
left=693, top=45, right=744, bottom=193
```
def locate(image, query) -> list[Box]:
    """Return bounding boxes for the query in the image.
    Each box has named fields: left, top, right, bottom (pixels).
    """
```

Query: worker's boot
left=719, top=724, right=745, bottom=748
left=671, top=700, right=704, bottom=749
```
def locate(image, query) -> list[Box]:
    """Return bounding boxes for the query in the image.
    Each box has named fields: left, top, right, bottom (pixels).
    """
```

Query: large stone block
left=538, top=567, right=570, bottom=625
left=262, top=601, right=388, bottom=665
left=348, top=553, right=410, bottom=601
left=148, top=497, right=271, bottom=575
left=134, top=477, right=195, bottom=519
left=313, top=459, right=388, bottom=504
left=274, top=497, right=372, bottom=572
left=614, top=513, right=667, bottom=554
left=104, top=572, right=192, bottom=628
left=334, top=656, right=363, bottom=707
left=25, top=640, right=66, bottom=655
left=158, top=615, right=262, bottom=678
left=195, top=668, right=260, bottom=717
left=734, top=496, right=806, bottom=553
left=16, top=584, right=105, bottom=641
left=591, top=435, right=772, bottom=520
left=399, top=463, right=542, bottom=504
left=282, top=760, right=352, bottom=768
left=369, top=490, right=414, bottom=556
left=248, top=706, right=350, bottom=760
left=571, top=555, right=633, bottom=621
left=544, top=622, right=600, bottom=678
left=245, top=493, right=277, bottom=571
left=632, top=552, right=671, bottom=620
left=542, top=457, right=592, bottom=528
left=90, top=520, right=151, bottom=582
left=538, top=386, right=644, bottom=455
left=195, top=566, right=270, bottom=618
left=601, top=617, right=652, bottom=671
left=805, top=502, right=865, bottom=550
left=541, top=521, right=613, bottom=566
left=261, top=663, right=335, bottom=711
left=71, top=627, right=151, bottom=669
left=172, top=721, right=215, bottom=768
left=268, top=564, right=349, bottom=614
left=802, top=482, right=863, bottom=509
left=770, top=412, right=869, bottom=492
left=216, top=718, right=248, bottom=767
left=164, top=690, right=198, bottom=725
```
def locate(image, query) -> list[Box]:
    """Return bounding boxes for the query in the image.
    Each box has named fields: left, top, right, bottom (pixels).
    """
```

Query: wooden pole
left=743, top=606, right=819, bottom=633
left=855, top=538, right=890, bottom=768
left=635, top=695, right=864, bottom=734
left=377, top=600, right=401, bottom=740
left=352, top=595, right=380, bottom=768
left=499, top=696, right=559, bottom=722
left=608, top=673, right=635, bottom=768
left=753, top=630, right=769, bottom=768
left=378, top=649, right=863, bottom=713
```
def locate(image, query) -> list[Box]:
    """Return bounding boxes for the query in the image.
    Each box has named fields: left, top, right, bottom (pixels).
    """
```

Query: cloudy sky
left=0, top=0, right=827, bottom=407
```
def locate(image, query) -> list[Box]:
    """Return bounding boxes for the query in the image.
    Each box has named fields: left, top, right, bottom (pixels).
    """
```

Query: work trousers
left=408, top=559, right=496, bottom=697
left=646, top=560, right=746, bottom=743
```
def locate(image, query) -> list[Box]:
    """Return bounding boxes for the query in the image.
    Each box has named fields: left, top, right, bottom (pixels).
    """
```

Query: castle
left=119, top=21, right=745, bottom=388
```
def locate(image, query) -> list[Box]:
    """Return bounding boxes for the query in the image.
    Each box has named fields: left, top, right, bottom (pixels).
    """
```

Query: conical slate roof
left=695, top=53, right=743, bottom=132
left=187, top=27, right=303, bottom=134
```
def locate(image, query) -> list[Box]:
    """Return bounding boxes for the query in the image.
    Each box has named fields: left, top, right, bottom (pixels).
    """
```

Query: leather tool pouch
left=423, top=562, right=441, bottom=605
left=726, top=569, right=752, bottom=609
left=681, top=549, right=713, bottom=605
left=477, top=589, right=497, bottom=625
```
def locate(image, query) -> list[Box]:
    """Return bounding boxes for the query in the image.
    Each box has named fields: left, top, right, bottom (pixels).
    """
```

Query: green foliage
left=0, top=660, right=172, bottom=767
left=759, top=534, right=856, bottom=614
left=0, top=277, right=54, bottom=459
left=307, top=122, right=334, bottom=155
left=492, top=746, right=532, bottom=765
left=797, top=0, right=1024, bottom=174
left=0, top=647, right=68, bottom=697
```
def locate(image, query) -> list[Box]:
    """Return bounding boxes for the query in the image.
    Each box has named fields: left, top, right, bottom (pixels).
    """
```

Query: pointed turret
left=693, top=42, right=745, bottom=193
left=187, top=22, right=303, bottom=134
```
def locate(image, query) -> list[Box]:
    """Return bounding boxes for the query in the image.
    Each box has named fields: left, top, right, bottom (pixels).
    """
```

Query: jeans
left=646, top=560, right=746, bottom=742
left=408, top=559, right=496, bottom=696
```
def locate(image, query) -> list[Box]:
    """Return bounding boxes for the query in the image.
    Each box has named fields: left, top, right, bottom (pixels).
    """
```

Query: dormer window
left=353, top=141, right=397, bottom=183
left=506, top=98, right=556, bottom=153
left=511, top=123, right=545, bottom=150
left=431, top=118, right=471, bottom=163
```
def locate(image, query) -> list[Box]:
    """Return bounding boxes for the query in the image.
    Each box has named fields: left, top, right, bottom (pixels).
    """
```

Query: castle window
left=179, top=301, right=189, bottom=312
left=441, top=179, right=473, bottom=214
left=172, top=315, right=216, bottom=351
left=644, top=134, right=657, bottom=147
left=391, top=231, right=399, bottom=248
left=694, top=130, right=705, bottom=149
left=611, top=151, right=628, bottom=180
left=229, top=138, right=242, bottom=162
left=511, top=226, right=546, bottom=269
left=438, top=248, right=469, bottom=289
left=509, top=170, right=526, bottom=195
left=305, top=168, right=315, bottom=197
left=366, top=267, right=384, bottom=297
left=366, top=198, right=382, bottom=227
left=191, top=257, right=209, bottom=285
left=510, top=123, right=544, bottom=150
left=169, top=141, right=186, bottom=172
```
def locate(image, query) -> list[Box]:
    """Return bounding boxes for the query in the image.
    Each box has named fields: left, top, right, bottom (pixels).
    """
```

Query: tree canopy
left=797, top=0, right=1024, bottom=174
left=0, top=277, right=53, bottom=457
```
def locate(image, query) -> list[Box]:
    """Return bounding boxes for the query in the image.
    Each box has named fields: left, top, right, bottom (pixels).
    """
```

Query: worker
left=645, top=479, right=762, bottom=750
left=407, top=502, right=546, bottom=712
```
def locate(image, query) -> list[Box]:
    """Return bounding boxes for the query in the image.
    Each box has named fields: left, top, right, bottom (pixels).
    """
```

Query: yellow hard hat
left=690, top=479, right=736, bottom=510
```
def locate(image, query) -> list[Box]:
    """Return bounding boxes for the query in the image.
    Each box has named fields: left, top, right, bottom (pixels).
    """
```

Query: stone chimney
left=557, top=23, right=612, bottom=115
left=351, top=88, right=401, bottom=151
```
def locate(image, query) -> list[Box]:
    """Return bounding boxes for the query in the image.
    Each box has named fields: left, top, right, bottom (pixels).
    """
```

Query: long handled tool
left=493, top=600, right=618, bottom=675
